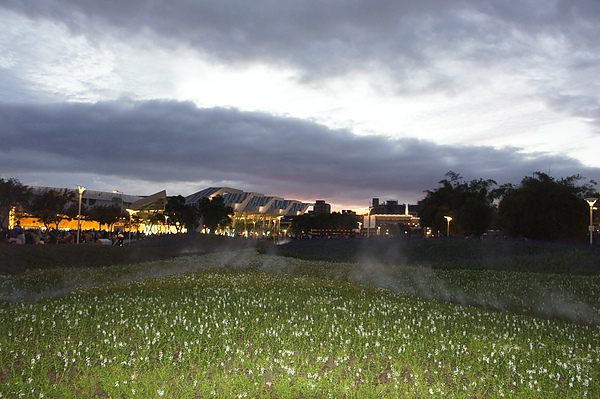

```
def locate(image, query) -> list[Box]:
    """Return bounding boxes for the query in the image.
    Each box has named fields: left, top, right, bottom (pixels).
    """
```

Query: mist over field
left=1, top=236, right=599, bottom=398
left=2, top=236, right=598, bottom=326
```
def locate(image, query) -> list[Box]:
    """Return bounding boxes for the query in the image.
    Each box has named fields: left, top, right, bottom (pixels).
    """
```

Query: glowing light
left=585, top=198, right=597, bottom=246
left=444, top=216, right=453, bottom=237
left=76, top=186, right=86, bottom=244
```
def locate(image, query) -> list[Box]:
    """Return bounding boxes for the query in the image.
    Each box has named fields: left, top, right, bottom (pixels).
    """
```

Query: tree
left=495, top=172, right=598, bottom=241
left=164, top=195, right=200, bottom=233
left=88, top=204, right=125, bottom=230
left=419, top=171, right=497, bottom=236
left=0, top=178, right=31, bottom=229
left=64, top=201, right=87, bottom=222
left=28, top=188, right=75, bottom=230
left=197, top=195, right=234, bottom=234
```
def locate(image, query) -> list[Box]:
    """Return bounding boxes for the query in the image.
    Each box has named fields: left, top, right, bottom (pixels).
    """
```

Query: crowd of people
left=1, top=221, right=145, bottom=245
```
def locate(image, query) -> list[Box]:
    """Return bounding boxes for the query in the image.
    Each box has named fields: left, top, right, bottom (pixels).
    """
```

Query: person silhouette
left=11, top=221, right=25, bottom=244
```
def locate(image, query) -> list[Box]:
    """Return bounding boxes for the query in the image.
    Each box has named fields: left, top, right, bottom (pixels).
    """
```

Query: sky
left=1, top=0, right=599, bottom=212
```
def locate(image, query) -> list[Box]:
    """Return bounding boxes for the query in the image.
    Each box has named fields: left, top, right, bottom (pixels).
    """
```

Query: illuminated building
left=10, top=185, right=311, bottom=237
left=362, top=198, right=420, bottom=236
left=11, top=187, right=167, bottom=234
left=185, top=187, right=312, bottom=236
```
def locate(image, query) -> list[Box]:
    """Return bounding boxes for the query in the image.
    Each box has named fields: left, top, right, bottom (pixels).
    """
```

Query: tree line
left=286, top=171, right=598, bottom=242
left=0, top=181, right=148, bottom=232
left=419, top=171, right=599, bottom=241
left=163, top=195, right=234, bottom=234
left=2, top=171, right=598, bottom=241
left=0, top=179, right=234, bottom=234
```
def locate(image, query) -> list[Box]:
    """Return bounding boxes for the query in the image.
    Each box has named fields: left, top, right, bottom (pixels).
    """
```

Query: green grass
left=1, top=250, right=599, bottom=398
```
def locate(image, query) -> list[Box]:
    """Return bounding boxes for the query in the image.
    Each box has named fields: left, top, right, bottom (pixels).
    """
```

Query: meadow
left=1, top=237, right=599, bottom=398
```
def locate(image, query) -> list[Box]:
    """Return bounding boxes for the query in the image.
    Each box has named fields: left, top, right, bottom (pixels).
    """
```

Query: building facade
left=10, top=186, right=168, bottom=234
left=361, top=198, right=420, bottom=236
left=311, top=200, right=331, bottom=215
left=185, top=187, right=312, bottom=236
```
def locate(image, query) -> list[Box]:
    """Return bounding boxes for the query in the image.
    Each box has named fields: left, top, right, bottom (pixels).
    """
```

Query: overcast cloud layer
left=1, top=0, right=599, bottom=210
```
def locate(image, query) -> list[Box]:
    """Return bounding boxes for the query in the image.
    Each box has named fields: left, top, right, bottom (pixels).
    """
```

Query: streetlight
left=444, top=216, right=453, bottom=237
left=76, top=186, right=86, bottom=244
left=126, top=209, right=137, bottom=245
left=366, top=205, right=373, bottom=237
left=585, top=198, right=597, bottom=245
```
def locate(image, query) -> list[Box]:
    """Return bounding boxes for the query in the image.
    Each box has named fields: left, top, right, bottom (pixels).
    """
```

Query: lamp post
left=444, top=216, right=453, bottom=237
left=126, top=209, right=136, bottom=245
left=585, top=198, right=597, bottom=245
left=367, top=206, right=373, bottom=237
left=76, top=186, right=86, bottom=244
left=164, top=215, right=169, bottom=234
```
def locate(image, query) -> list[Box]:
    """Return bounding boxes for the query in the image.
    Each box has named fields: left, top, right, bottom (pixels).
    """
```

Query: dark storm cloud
left=546, top=94, right=600, bottom=133
left=1, top=100, right=597, bottom=201
left=4, top=1, right=599, bottom=80
left=4, top=0, right=600, bottom=127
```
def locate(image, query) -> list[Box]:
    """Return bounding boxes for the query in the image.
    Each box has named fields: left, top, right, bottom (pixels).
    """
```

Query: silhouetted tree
left=64, top=201, right=88, bottom=222
left=197, top=195, right=234, bottom=234
left=495, top=172, right=598, bottom=241
left=164, top=195, right=200, bottom=232
left=88, top=204, right=125, bottom=230
left=378, top=222, right=412, bottom=236
left=419, top=171, right=497, bottom=236
left=28, top=188, right=75, bottom=230
left=0, top=177, right=31, bottom=229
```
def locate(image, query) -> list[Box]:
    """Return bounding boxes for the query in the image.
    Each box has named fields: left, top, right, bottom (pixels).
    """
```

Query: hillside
left=0, top=233, right=265, bottom=275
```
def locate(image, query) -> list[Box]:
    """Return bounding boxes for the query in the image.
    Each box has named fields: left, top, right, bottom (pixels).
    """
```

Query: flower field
left=1, top=250, right=599, bottom=398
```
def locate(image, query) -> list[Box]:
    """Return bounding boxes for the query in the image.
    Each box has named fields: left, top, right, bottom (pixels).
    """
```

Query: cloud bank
left=1, top=0, right=599, bottom=208
left=2, top=100, right=597, bottom=208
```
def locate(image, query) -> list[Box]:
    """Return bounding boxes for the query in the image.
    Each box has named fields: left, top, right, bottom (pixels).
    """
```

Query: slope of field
left=276, top=236, right=600, bottom=275
left=1, top=251, right=599, bottom=398
left=0, top=233, right=263, bottom=275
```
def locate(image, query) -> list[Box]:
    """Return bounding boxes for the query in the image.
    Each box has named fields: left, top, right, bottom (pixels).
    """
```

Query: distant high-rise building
left=312, top=200, right=331, bottom=214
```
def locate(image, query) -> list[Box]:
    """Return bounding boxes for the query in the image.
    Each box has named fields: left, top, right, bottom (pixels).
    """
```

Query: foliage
left=164, top=195, right=200, bottom=233
left=0, top=253, right=598, bottom=398
left=289, top=212, right=359, bottom=234
left=0, top=177, right=31, bottom=229
left=419, top=171, right=497, bottom=236
left=63, top=200, right=86, bottom=221
left=495, top=172, right=598, bottom=241
left=88, top=204, right=125, bottom=230
left=377, top=221, right=414, bottom=236
left=27, top=188, right=75, bottom=230
left=197, top=195, right=234, bottom=234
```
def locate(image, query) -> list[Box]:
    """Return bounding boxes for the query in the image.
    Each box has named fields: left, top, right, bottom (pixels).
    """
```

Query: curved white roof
left=185, top=187, right=312, bottom=216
